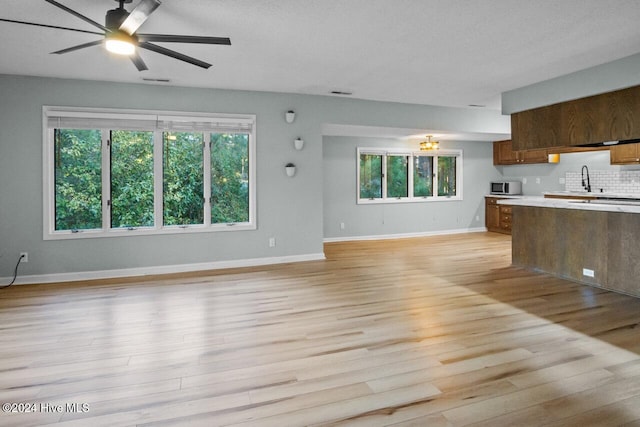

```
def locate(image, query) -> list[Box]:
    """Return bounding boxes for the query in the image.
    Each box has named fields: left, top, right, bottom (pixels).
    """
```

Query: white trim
left=2, top=253, right=326, bottom=286
left=323, top=227, right=488, bottom=243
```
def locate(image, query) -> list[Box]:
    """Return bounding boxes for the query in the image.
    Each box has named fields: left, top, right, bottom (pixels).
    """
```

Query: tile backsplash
left=566, top=170, right=640, bottom=194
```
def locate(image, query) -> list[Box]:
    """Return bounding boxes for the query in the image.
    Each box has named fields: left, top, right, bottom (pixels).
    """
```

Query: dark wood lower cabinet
left=486, top=197, right=511, bottom=234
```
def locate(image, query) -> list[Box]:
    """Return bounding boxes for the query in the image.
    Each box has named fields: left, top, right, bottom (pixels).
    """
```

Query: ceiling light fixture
left=420, top=135, right=439, bottom=151
left=105, top=32, right=136, bottom=56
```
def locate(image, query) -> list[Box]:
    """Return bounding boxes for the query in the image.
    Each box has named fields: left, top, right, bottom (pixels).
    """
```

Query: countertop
left=498, top=196, right=640, bottom=214
left=543, top=191, right=640, bottom=199
left=485, top=194, right=525, bottom=199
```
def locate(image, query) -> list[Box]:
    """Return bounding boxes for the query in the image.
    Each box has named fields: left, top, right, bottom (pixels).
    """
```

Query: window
left=211, top=133, right=250, bottom=224
left=44, top=107, right=256, bottom=239
left=111, top=130, right=155, bottom=228
left=387, top=155, right=409, bottom=198
left=163, top=132, right=204, bottom=226
left=359, top=153, right=382, bottom=199
left=357, top=148, right=462, bottom=203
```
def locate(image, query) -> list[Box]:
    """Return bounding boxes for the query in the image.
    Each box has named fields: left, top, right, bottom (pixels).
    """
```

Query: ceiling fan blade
left=0, top=18, right=103, bottom=35
left=137, top=34, right=231, bottom=45
left=119, top=0, right=161, bottom=35
left=44, top=0, right=109, bottom=32
left=51, top=39, right=103, bottom=55
left=139, top=41, right=212, bottom=69
left=130, top=52, right=149, bottom=71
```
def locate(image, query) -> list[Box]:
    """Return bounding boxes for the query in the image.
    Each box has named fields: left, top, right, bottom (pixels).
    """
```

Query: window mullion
left=153, top=130, right=163, bottom=229
left=408, top=154, right=415, bottom=199
left=102, top=130, right=111, bottom=231
left=382, top=154, right=388, bottom=199
left=433, top=155, right=439, bottom=198
left=203, top=133, right=211, bottom=226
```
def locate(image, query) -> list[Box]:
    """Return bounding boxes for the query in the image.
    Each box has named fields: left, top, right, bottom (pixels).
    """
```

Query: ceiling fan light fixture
left=105, top=32, right=136, bottom=55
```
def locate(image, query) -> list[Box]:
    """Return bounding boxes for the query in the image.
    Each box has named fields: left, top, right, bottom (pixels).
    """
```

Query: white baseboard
left=3, top=253, right=326, bottom=286
left=323, top=227, right=488, bottom=243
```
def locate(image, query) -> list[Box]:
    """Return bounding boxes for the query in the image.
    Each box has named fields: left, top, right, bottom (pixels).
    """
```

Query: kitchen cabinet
left=511, top=104, right=562, bottom=151
left=610, top=142, right=640, bottom=165
left=511, top=84, right=640, bottom=151
left=486, top=197, right=512, bottom=235
left=562, top=96, right=607, bottom=146
left=493, top=140, right=551, bottom=165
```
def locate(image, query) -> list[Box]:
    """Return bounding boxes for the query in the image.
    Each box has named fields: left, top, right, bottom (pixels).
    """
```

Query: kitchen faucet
left=581, top=165, right=591, bottom=192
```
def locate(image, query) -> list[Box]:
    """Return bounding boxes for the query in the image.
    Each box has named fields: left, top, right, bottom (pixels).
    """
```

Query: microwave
left=491, top=181, right=522, bottom=195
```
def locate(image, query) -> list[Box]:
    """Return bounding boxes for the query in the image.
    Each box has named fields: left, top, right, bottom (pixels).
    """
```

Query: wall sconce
left=285, top=163, right=296, bottom=177
left=294, top=137, right=304, bottom=150
left=285, top=110, right=295, bottom=123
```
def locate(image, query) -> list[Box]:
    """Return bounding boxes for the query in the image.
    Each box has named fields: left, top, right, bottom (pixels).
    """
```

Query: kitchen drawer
left=502, top=214, right=512, bottom=224
left=500, top=206, right=512, bottom=214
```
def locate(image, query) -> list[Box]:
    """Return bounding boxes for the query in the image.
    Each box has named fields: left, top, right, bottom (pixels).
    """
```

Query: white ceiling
left=2, top=0, right=640, bottom=115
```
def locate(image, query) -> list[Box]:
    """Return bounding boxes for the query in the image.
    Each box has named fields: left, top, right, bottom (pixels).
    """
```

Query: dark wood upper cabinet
left=562, top=95, right=607, bottom=146
left=610, top=143, right=640, bottom=165
left=605, top=88, right=640, bottom=141
left=512, top=104, right=561, bottom=151
left=511, top=84, right=640, bottom=151
left=493, top=139, right=552, bottom=165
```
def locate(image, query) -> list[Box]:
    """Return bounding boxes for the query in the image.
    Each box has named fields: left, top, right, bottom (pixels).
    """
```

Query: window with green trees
left=111, top=130, right=155, bottom=228
left=211, top=132, right=250, bottom=223
left=387, top=155, right=409, bottom=198
left=357, top=148, right=462, bottom=203
left=44, top=107, right=256, bottom=239
left=438, top=156, right=457, bottom=197
left=54, top=129, right=102, bottom=231
left=163, top=132, right=204, bottom=226
left=359, top=153, right=382, bottom=199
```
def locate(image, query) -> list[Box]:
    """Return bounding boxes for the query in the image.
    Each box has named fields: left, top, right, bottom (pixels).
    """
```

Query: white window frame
left=43, top=106, right=256, bottom=240
left=356, top=147, right=463, bottom=204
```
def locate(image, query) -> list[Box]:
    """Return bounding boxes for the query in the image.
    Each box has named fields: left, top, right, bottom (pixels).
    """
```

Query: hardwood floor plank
left=2, top=233, right=640, bottom=426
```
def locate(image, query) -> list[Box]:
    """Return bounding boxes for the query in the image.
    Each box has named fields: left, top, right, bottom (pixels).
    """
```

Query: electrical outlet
left=475, top=215, right=480, bottom=222
left=268, top=237, right=276, bottom=248
left=20, top=252, right=28, bottom=263
left=522, top=177, right=527, bottom=184
left=583, top=268, right=595, bottom=278
left=340, top=222, right=345, bottom=230
left=536, top=177, right=541, bottom=184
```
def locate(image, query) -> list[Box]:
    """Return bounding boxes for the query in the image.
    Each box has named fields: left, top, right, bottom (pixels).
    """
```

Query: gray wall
left=0, top=74, right=509, bottom=280
left=502, top=52, right=640, bottom=114
left=323, top=136, right=502, bottom=240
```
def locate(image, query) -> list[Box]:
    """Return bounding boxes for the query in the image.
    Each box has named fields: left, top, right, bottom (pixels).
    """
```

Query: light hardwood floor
left=2, top=232, right=640, bottom=426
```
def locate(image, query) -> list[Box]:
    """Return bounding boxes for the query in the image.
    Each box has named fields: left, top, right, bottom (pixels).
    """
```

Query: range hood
left=577, top=138, right=640, bottom=148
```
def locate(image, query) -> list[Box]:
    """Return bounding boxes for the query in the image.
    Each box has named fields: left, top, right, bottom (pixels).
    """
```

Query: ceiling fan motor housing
left=106, top=6, right=129, bottom=31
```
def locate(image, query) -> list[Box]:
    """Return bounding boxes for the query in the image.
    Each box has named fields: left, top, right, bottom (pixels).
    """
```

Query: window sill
left=357, top=196, right=462, bottom=205
left=43, top=223, right=256, bottom=240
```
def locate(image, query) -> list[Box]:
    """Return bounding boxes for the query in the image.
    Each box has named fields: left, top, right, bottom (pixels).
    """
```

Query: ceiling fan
left=0, top=0, right=231, bottom=71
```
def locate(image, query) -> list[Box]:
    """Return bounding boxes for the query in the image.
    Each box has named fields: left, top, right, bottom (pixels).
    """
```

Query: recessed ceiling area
left=1, top=0, right=640, bottom=113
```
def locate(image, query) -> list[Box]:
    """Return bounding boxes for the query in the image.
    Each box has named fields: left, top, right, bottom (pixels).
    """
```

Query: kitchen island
left=500, top=196, right=640, bottom=297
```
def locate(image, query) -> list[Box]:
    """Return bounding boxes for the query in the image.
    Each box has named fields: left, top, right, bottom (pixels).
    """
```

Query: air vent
left=330, top=90, right=353, bottom=96
left=468, top=104, right=486, bottom=108
left=142, top=78, right=170, bottom=83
